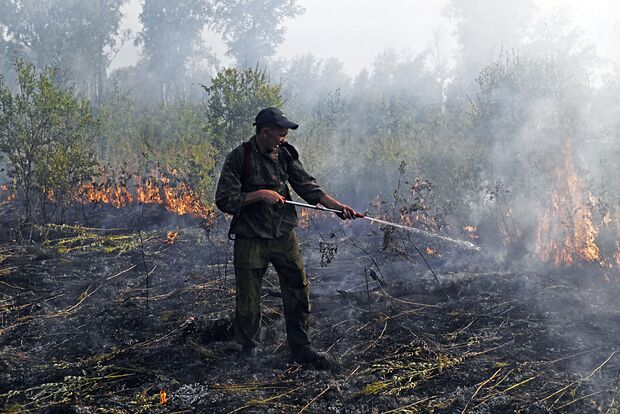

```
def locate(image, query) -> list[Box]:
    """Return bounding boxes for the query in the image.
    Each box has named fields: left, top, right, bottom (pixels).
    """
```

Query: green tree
left=0, top=60, right=97, bottom=226
left=37, top=94, right=98, bottom=222
left=96, top=85, right=142, bottom=169
left=139, top=99, right=218, bottom=200
left=0, top=0, right=129, bottom=101
left=444, top=0, right=536, bottom=90
left=136, top=0, right=214, bottom=101
left=212, top=0, right=303, bottom=67
left=203, top=66, right=283, bottom=155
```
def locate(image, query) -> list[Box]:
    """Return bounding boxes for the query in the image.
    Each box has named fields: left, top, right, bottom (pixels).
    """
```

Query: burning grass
left=44, top=165, right=216, bottom=222
left=535, top=140, right=601, bottom=266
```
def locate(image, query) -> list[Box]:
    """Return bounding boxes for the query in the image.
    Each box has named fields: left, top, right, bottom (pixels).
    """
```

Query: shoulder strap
left=240, top=140, right=252, bottom=185
left=229, top=140, right=253, bottom=241
left=281, top=142, right=299, bottom=160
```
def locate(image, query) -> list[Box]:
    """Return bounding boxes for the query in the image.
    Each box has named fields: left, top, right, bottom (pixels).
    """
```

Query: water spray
left=285, top=200, right=480, bottom=252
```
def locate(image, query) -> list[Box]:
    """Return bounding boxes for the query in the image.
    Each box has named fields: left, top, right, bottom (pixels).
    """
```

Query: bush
left=0, top=59, right=97, bottom=227
left=203, top=66, right=283, bottom=155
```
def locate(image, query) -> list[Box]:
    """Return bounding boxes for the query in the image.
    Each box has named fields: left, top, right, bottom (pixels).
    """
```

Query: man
left=215, top=107, right=361, bottom=369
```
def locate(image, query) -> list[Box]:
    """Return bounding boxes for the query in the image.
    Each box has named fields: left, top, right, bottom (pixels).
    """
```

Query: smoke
left=1, top=1, right=619, bottom=274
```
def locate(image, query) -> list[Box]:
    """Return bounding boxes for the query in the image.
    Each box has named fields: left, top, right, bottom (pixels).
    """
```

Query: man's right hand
left=241, top=190, right=286, bottom=207
left=259, top=189, right=286, bottom=206
left=241, top=189, right=285, bottom=207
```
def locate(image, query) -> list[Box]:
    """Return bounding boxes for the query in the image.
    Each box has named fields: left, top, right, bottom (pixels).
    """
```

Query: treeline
left=0, top=0, right=302, bottom=103
left=1, top=0, right=619, bottom=255
left=0, top=61, right=286, bottom=228
left=2, top=49, right=617, bottom=240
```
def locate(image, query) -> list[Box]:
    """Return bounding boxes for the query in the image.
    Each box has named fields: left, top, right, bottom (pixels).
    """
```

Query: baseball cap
left=253, top=107, right=299, bottom=130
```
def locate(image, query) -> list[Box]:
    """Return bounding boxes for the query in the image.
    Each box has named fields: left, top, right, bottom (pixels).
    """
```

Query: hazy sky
left=111, top=0, right=620, bottom=76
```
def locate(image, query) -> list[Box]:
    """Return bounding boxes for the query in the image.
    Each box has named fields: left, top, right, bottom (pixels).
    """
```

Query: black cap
left=253, top=107, right=299, bottom=130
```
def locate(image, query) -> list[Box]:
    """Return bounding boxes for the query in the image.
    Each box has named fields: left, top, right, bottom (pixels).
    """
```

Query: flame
left=463, top=225, right=479, bottom=240
left=425, top=246, right=439, bottom=256
left=165, top=231, right=178, bottom=244
left=297, top=207, right=312, bottom=229
left=398, top=207, right=440, bottom=232
left=535, top=140, right=601, bottom=266
left=159, top=389, right=167, bottom=404
left=72, top=167, right=215, bottom=221
left=80, top=182, right=133, bottom=208
left=0, top=184, right=16, bottom=202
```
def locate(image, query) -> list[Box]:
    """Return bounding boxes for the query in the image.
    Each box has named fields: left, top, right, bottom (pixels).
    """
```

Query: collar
left=250, top=135, right=280, bottom=159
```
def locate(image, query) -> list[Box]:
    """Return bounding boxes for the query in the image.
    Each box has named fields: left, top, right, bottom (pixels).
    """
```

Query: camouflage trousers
left=233, top=230, right=311, bottom=353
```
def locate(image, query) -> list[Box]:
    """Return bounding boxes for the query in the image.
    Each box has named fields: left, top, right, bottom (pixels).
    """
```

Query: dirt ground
left=1, top=206, right=620, bottom=413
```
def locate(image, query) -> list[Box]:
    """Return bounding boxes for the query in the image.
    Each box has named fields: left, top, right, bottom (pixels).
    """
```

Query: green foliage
left=474, top=52, right=583, bottom=145
left=137, top=0, right=213, bottom=97
left=37, top=94, right=98, bottom=218
left=96, top=85, right=141, bottom=168
left=142, top=100, right=217, bottom=201
left=203, top=66, right=283, bottom=154
left=0, top=59, right=97, bottom=224
left=0, top=0, right=129, bottom=100
left=473, top=53, right=589, bottom=202
left=212, top=0, right=304, bottom=67
left=97, top=91, right=218, bottom=201
left=292, top=88, right=345, bottom=179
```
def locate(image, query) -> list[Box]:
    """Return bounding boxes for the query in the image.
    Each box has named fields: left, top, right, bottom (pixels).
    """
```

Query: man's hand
left=259, top=189, right=286, bottom=206
left=319, top=194, right=364, bottom=220
left=242, top=189, right=285, bottom=207
left=337, top=203, right=364, bottom=220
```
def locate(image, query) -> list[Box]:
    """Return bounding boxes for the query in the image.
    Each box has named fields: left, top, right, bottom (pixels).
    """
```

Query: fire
left=165, top=231, right=178, bottom=244
left=80, top=182, right=133, bottom=208
left=74, top=167, right=215, bottom=221
left=296, top=206, right=325, bottom=229
left=535, top=140, right=601, bottom=266
left=463, top=225, right=479, bottom=240
left=402, top=210, right=439, bottom=231
left=297, top=207, right=312, bottom=229
left=425, top=246, right=439, bottom=256
left=159, top=388, right=167, bottom=404
left=0, top=184, right=16, bottom=202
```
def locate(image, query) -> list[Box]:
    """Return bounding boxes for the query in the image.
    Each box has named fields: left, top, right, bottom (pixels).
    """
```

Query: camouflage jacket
left=215, top=136, right=326, bottom=239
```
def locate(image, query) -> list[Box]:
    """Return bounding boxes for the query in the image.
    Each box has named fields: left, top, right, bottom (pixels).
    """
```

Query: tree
left=0, top=0, right=129, bottom=101
left=212, top=0, right=303, bottom=67
left=96, top=84, right=142, bottom=168
left=444, top=0, right=536, bottom=92
left=0, top=60, right=97, bottom=227
left=136, top=0, right=214, bottom=101
left=146, top=100, right=218, bottom=201
left=203, top=66, right=283, bottom=155
left=274, top=54, right=351, bottom=112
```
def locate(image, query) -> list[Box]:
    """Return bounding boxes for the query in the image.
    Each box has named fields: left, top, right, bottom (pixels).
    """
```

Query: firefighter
left=215, top=107, right=361, bottom=369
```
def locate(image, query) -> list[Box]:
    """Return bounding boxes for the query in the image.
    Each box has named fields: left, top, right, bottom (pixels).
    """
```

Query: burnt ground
left=1, top=205, right=620, bottom=413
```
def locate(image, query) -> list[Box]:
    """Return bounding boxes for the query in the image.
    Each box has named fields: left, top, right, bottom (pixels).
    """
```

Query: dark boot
left=241, top=345, right=259, bottom=358
left=291, top=347, right=338, bottom=371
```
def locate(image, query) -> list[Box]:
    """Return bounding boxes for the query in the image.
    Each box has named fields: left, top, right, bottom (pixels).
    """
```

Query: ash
left=1, top=211, right=620, bottom=413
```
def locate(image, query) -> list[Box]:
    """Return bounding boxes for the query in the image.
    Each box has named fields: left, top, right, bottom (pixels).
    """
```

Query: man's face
left=263, top=126, right=288, bottom=152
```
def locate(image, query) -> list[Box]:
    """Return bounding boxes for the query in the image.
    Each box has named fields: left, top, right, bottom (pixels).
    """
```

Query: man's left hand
left=319, top=194, right=364, bottom=220
left=336, top=204, right=364, bottom=220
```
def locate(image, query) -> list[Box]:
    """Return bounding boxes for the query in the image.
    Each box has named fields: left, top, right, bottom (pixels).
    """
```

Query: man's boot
left=241, top=345, right=259, bottom=359
left=291, top=347, right=337, bottom=371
